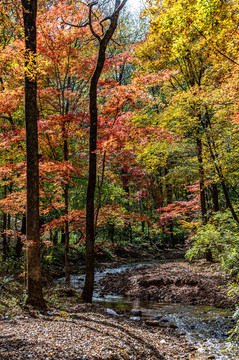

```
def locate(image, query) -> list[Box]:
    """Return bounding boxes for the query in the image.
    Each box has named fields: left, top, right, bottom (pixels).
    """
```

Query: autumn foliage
left=1, top=0, right=239, bottom=279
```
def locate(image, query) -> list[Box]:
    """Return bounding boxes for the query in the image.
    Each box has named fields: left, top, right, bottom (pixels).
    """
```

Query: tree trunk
left=63, top=123, right=70, bottom=285
left=64, top=183, right=70, bottom=285
left=15, top=214, right=26, bottom=258
left=165, top=167, right=174, bottom=247
left=205, top=248, right=213, bottom=262
left=196, top=137, right=212, bottom=261
left=207, top=136, right=239, bottom=224
left=121, top=167, right=131, bottom=243
left=82, top=0, right=128, bottom=303
left=2, top=183, right=8, bottom=257
left=220, top=178, right=239, bottom=223
left=52, top=231, right=58, bottom=246
left=108, top=223, right=115, bottom=243
left=63, top=77, right=71, bottom=285
left=141, top=221, right=145, bottom=234
left=211, top=183, right=219, bottom=212
left=196, top=137, right=207, bottom=224
left=94, top=150, right=106, bottom=235
left=61, top=229, right=65, bottom=244
left=81, top=43, right=102, bottom=302
left=22, top=0, right=46, bottom=309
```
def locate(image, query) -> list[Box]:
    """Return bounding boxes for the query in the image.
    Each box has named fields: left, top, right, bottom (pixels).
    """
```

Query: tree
left=81, top=0, right=128, bottom=303
left=21, top=0, right=46, bottom=308
left=135, top=0, right=239, bottom=228
left=37, top=3, right=92, bottom=284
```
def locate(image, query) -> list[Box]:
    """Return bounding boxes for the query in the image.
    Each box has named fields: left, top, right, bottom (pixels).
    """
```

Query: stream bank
left=95, top=260, right=239, bottom=359
left=1, top=258, right=238, bottom=359
left=64, top=259, right=239, bottom=359
left=100, top=260, right=238, bottom=309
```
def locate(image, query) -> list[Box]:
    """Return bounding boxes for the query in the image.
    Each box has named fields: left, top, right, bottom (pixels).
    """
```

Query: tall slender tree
left=81, top=0, right=128, bottom=303
left=21, top=0, right=46, bottom=308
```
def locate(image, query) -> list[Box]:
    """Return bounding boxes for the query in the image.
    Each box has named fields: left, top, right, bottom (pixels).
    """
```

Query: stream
left=58, top=261, right=238, bottom=359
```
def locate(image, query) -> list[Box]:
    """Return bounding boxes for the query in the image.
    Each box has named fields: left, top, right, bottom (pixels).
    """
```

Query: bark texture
left=22, top=0, right=46, bottom=308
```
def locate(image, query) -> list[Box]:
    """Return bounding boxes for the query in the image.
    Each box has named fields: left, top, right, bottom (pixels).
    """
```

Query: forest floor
left=0, top=302, right=200, bottom=360
left=100, top=259, right=238, bottom=309
left=0, top=257, right=238, bottom=359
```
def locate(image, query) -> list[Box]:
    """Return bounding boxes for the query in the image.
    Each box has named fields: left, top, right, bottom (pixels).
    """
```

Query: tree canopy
left=1, top=0, right=239, bottom=329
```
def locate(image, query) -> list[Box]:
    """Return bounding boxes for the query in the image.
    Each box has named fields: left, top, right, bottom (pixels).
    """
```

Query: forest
left=1, top=0, right=239, bottom=359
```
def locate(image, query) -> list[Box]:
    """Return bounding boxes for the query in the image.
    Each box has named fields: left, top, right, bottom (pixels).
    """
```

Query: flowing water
left=58, top=261, right=239, bottom=359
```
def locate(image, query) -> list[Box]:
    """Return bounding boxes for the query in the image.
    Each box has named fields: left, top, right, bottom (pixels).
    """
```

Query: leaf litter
left=0, top=303, right=197, bottom=360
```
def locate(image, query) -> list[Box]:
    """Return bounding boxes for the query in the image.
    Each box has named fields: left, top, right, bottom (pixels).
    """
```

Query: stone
left=130, top=316, right=141, bottom=321
left=179, top=331, right=186, bottom=336
left=167, top=322, right=177, bottom=329
left=145, top=320, right=162, bottom=327
left=161, top=318, right=169, bottom=323
left=131, top=309, right=142, bottom=317
left=106, top=308, right=119, bottom=316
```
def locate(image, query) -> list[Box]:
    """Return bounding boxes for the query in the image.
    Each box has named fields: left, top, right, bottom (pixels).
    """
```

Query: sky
left=127, top=0, right=144, bottom=11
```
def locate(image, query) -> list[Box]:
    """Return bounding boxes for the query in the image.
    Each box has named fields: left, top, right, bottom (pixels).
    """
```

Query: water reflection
left=57, top=262, right=238, bottom=359
left=95, top=297, right=236, bottom=359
